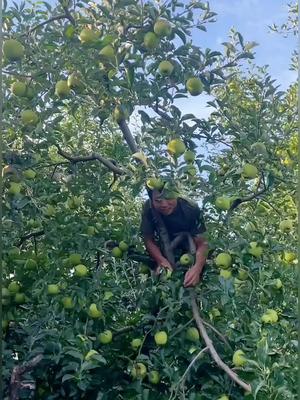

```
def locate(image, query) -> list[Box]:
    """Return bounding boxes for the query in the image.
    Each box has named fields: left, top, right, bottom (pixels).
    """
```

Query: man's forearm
left=194, top=238, right=209, bottom=271
left=144, top=238, right=165, bottom=264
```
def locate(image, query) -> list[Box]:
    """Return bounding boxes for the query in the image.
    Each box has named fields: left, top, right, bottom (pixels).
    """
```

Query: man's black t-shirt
left=140, top=198, right=206, bottom=241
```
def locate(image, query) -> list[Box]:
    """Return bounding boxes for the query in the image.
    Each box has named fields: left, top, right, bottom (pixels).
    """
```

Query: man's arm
left=184, top=236, right=208, bottom=287
left=144, top=238, right=173, bottom=272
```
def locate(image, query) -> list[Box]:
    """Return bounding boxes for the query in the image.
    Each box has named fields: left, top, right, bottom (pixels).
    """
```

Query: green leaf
left=174, top=28, right=187, bottom=44
left=62, top=374, right=75, bottom=383
left=126, top=65, right=135, bottom=88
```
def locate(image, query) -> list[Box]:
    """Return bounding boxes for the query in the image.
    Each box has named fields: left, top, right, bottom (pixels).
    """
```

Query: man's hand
left=155, top=257, right=173, bottom=275
left=184, top=265, right=202, bottom=287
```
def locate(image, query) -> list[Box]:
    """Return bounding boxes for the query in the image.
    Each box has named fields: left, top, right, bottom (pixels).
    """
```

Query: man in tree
left=141, top=184, right=208, bottom=287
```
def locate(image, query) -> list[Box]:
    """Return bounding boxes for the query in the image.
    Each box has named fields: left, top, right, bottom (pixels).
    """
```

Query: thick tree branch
left=117, top=120, right=138, bottom=153
left=55, top=145, right=125, bottom=175
left=10, top=354, right=43, bottom=400
left=190, top=291, right=251, bottom=393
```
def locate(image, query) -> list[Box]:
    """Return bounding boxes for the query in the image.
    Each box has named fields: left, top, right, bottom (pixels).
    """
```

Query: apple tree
left=2, top=0, right=297, bottom=399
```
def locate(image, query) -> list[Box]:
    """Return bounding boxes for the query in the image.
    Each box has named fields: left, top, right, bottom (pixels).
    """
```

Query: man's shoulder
left=178, top=197, right=200, bottom=213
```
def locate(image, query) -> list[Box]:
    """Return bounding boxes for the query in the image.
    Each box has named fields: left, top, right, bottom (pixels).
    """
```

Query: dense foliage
left=2, top=1, right=297, bottom=399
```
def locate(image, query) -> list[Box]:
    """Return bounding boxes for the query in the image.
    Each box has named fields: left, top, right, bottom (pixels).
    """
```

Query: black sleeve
left=184, top=201, right=206, bottom=236
left=140, top=200, right=156, bottom=239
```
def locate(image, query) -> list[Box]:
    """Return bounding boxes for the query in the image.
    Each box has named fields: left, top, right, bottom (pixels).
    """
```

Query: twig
left=179, top=346, right=209, bottom=385
left=117, top=119, right=138, bottom=153
left=55, top=145, right=125, bottom=175
left=202, top=320, right=231, bottom=349
left=190, top=290, right=251, bottom=393
left=25, top=14, right=72, bottom=35
left=10, top=354, right=43, bottom=400
left=153, top=102, right=173, bottom=122
left=18, top=230, right=45, bottom=246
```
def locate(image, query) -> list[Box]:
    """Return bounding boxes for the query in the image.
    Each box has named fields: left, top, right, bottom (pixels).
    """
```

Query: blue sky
left=175, top=0, right=297, bottom=118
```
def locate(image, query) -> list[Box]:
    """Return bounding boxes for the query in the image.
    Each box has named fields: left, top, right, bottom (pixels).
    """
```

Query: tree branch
left=55, top=145, right=125, bottom=175
left=153, top=102, right=173, bottom=122
left=26, top=14, right=70, bottom=35
left=190, top=291, right=251, bottom=393
left=117, top=120, right=138, bottom=153
left=10, top=354, right=43, bottom=400
left=18, top=230, right=45, bottom=246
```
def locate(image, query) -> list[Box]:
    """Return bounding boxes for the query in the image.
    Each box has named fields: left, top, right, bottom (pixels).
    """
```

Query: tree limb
left=10, top=354, right=43, bottom=400
left=55, top=145, right=125, bottom=175
left=190, top=291, right=251, bottom=393
left=26, top=14, right=70, bottom=35
left=18, top=230, right=45, bottom=246
left=117, top=120, right=138, bottom=153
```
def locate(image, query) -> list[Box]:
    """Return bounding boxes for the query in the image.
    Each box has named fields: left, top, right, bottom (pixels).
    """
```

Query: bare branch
left=55, top=145, right=125, bottom=175
left=190, top=291, right=251, bottom=393
left=117, top=120, right=138, bottom=153
left=18, top=230, right=45, bottom=246
left=10, top=354, right=43, bottom=400
left=25, top=15, right=69, bottom=35
left=202, top=320, right=231, bottom=349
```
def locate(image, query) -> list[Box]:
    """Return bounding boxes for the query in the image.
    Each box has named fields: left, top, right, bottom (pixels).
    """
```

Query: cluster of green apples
left=111, top=241, right=129, bottom=258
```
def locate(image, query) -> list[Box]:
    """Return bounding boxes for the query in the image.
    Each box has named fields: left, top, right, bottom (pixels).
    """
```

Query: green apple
left=154, top=331, right=168, bottom=345
left=167, top=138, right=186, bottom=156
left=62, top=296, right=74, bottom=309
left=154, top=19, right=172, bottom=37
left=251, top=142, right=267, bottom=156
left=218, top=395, right=229, bottom=400
left=180, top=253, right=193, bottom=266
left=238, top=269, right=248, bottom=280
left=99, top=45, right=115, bottom=62
left=143, top=32, right=159, bottom=49
left=74, top=264, right=88, bottom=277
left=47, top=284, right=60, bottom=295
left=283, top=251, right=296, bottom=263
left=215, top=253, right=232, bottom=269
left=8, top=281, right=20, bottom=294
left=43, top=205, right=56, bottom=217
left=69, top=253, right=81, bottom=266
left=79, top=28, right=100, bottom=44
left=23, top=169, right=36, bottom=179
left=274, top=278, right=283, bottom=289
left=186, top=77, right=203, bottom=96
left=186, top=327, right=199, bottom=342
left=148, top=370, right=160, bottom=384
left=87, top=226, right=97, bottom=236
left=14, top=292, right=26, bottom=304
left=261, top=309, right=278, bottom=324
left=85, top=349, right=99, bottom=361
left=67, top=72, right=83, bottom=91
left=232, top=349, right=246, bottom=367
left=8, top=247, right=20, bottom=259
left=215, top=196, right=231, bottom=211
left=88, top=303, right=102, bottom=318
left=3, top=39, right=25, bottom=61
left=21, top=110, right=39, bottom=126
left=112, top=247, right=123, bottom=258
left=242, top=163, right=258, bottom=179
left=184, top=150, right=196, bottom=163
left=11, top=81, right=27, bottom=96
left=158, top=60, right=174, bottom=76
left=219, top=269, right=232, bottom=279
left=99, top=330, right=113, bottom=344
left=131, top=338, right=142, bottom=350
left=279, top=219, right=293, bottom=231
left=8, top=182, right=21, bottom=195
left=248, top=242, right=263, bottom=258
left=25, top=258, right=38, bottom=270
left=55, top=80, right=70, bottom=97
left=119, top=241, right=129, bottom=252
left=146, top=177, right=164, bottom=190
left=131, top=363, right=147, bottom=380
left=210, top=307, right=221, bottom=318
left=103, top=291, right=113, bottom=301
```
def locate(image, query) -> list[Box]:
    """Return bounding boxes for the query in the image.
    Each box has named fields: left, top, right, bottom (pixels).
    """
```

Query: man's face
left=152, top=191, right=177, bottom=215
